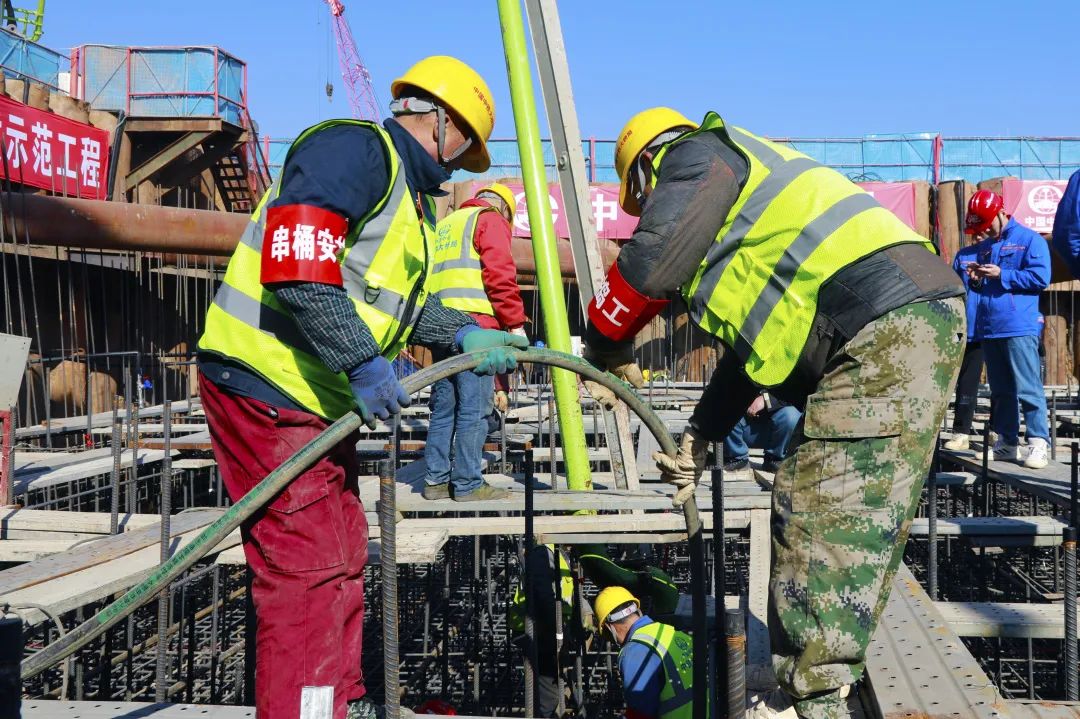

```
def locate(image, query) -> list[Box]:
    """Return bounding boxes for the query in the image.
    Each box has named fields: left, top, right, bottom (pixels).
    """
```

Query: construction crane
left=324, top=0, right=381, bottom=121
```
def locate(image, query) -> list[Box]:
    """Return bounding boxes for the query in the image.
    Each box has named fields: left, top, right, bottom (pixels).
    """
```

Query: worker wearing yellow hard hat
left=423, top=181, right=528, bottom=501
left=581, top=105, right=965, bottom=719
left=197, top=55, right=526, bottom=719
left=594, top=586, right=697, bottom=719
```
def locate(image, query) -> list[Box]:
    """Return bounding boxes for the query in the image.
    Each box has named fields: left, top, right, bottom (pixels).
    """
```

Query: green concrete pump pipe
left=20, top=349, right=704, bottom=690
left=496, top=0, right=593, bottom=491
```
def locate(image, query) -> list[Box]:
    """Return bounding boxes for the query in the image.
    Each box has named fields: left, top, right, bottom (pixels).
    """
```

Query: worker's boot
left=452, top=480, right=509, bottom=502
left=943, top=434, right=969, bottom=451
left=991, top=439, right=1020, bottom=463
left=1024, top=437, right=1049, bottom=469
left=421, top=482, right=451, bottom=500
left=722, top=458, right=752, bottom=481
left=347, top=699, right=414, bottom=719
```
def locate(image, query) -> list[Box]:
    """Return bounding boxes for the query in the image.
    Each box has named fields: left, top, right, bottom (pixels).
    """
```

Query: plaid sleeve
left=410, top=294, right=476, bottom=352
left=273, top=281, right=380, bottom=373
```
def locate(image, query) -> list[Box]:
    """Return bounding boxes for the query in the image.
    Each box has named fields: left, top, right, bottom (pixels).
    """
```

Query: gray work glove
left=582, top=343, right=644, bottom=410
left=653, top=425, right=708, bottom=507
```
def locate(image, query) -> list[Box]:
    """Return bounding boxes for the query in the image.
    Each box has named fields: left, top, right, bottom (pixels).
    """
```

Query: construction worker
left=594, top=586, right=695, bottom=719
left=196, top=56, right=526, bottom=719
left=423, top=183, right=528, bottom=500
left=955, top=190, right=1051, bottom=469
left=583, top=108, right=965, bottom=719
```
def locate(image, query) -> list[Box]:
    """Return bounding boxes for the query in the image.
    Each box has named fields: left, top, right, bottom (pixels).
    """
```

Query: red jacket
left=461, top=198, right=528, bottom=331
left=461, top=198, right=527, bottom=393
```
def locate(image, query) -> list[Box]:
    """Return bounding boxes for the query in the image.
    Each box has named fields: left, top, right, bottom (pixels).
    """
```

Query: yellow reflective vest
left=429, top=205, right=496, bottom=316
left=653, top=112, right=934, bottom=386
left=622, top=621, right=696, bottom=719
left=198, top=119, right=433, bottom=420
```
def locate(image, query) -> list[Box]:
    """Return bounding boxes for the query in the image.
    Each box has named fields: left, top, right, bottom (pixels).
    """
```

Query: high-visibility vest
left=652, top=112, right=935, bottom=386
left=429, top=205, right=496, bottom=316
left=198, top=119, right=433, bottom=419
left=509, top=544, right=575, bottom=633
left=622, top=622, right=695, bottom=719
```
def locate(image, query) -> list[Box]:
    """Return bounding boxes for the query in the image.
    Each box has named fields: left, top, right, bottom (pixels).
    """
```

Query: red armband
left=588, top=264, right=669, bottom=342
left=260, top=204, right=348, bottom=286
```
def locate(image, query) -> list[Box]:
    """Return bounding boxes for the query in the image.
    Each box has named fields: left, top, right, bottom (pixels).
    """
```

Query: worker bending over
left=595, top=586, right=696, bottom=719
left=196, top=56, right=526, bottom=719
left=583, top=108, right=964, bottom=719
left=424, top=183, right=528, bottom=500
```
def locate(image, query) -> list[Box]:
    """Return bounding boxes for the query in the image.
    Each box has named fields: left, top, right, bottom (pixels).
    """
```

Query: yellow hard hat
left=475, top=183, right=517, bottom=215
left=594, top=586, right=640, bottom=625
left=614, top=107, right=697, bottom=216
left=392, top=56, right=496, bottom=173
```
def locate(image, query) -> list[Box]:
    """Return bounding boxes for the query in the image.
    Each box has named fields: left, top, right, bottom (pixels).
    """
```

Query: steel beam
left=124, top=131, right=213, bottom=192
left=523, top=0, right=639, bottom=489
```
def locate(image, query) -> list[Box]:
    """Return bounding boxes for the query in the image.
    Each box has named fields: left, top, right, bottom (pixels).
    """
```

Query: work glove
left=347, top=356, right=411, bottom=429
left=494, top=390, right=509, bottom=414
left=582, top=342, right=644, bottom=410
left=653, top=424, right=708, bottom=507
left=456, top=327, right=530, bottom=375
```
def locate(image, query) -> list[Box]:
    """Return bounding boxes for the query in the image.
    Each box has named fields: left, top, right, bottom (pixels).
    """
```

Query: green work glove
left=456, top=327, right=530, bottom=375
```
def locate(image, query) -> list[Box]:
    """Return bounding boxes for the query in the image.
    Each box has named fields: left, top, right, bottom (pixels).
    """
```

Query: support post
left=0, top=612, right=20, bottom=718
left=712, top=467, right=727, bottom=717
left=725, top=609, right=746, bottom=719
left=379, top=457, right=400, bottom=719
left=154, top=403, right=173, bottom=702
left=1065, top=527, right=1077, bottom=701
left=497, top=0, right=592, bottom=490
left=522, top=0, right=640, bottom=489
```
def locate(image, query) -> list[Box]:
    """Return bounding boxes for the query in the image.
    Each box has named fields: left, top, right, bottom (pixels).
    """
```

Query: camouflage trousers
left=769, top=296, right=965, bottom=719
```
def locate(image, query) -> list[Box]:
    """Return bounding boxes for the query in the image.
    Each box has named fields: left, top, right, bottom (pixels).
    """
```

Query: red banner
left=856, top=181, right=918, bottom=231
left=472, top=179, right=923, bottom=240
left=999, top=179, right=1069, bottom=234
left=0, top=93, right=110, bottom=200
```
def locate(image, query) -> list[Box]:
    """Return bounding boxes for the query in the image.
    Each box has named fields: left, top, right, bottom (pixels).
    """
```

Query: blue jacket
left=1052, top=170, right=1080, bottom=279
left=952, top=219, right=1050, bottom=341
left=619, top=616, right=664, bottom=718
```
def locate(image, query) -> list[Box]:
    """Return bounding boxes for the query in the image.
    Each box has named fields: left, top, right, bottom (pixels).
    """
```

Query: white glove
left=653, top=425, right=709, bottom=507
left=494, top=390, right=509, bottom=413
left=510, top=327, right=528, bottom=339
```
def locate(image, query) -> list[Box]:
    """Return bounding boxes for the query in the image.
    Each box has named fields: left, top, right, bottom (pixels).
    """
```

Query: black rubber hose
left=20, top=347, right=698, bottom=681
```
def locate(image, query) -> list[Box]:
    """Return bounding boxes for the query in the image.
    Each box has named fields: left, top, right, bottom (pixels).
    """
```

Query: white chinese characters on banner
left=0, top=93, right=110, bottom=199
left=270, top=223, right=344, bottom=263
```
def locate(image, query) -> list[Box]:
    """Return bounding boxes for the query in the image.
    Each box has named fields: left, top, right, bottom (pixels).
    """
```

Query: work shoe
left=747, top=686, right=851, bottom=719
left=452, top=481, right=509, bottom=502
left=991, top=439, right=1020, bottom=463
left=943, top=434, right=969, bottom=451
left=746, top=689, right=798, bottom=719
left=761, top=457, right=784, bottom=474
left=347, top=700, right=415, bottom=719
left=722, top=458, right=753, bottom=481
left=1024, top=438, right=1049, bottom=470
left=421, top=483, right=451, bottom=500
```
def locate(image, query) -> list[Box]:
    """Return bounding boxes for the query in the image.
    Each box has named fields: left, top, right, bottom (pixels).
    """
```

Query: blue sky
left=43, top=0, right=1080, bottom=141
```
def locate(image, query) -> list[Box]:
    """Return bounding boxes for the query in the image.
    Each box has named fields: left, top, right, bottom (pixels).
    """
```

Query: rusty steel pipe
left=1, top=193, right=613, bottom=278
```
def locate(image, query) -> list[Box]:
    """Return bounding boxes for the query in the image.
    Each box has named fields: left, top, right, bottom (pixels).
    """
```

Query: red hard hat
left=965, top=189, right=1005, bottom=235
left=415, top=700, right=457, bottom=715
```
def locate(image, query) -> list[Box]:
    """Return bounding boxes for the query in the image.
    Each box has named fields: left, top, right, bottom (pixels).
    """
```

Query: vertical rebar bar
left=1072, top=444, right=1079, bottom=531
left=154, top=402, right=172, bottom=702
left=1051, top=390, right=1058, bottom=460
left=1065, top=526, right=1077, bottom=700
left=712, top=466, right=726, bottom=717
left=379, top=457, right=400, bottom=719
left=725, top=609, right=746, bottom=719
left=524, top=450, right=536, bottom=717
left=110, top=397, right=121, bottom=534
left=981, top=419, right=991, bottom=517
left=928, top=445, right=939, bottom=600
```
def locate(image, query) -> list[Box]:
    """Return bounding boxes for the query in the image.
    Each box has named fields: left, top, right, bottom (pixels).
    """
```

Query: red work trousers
left=201, top=374, right=368, bottom=719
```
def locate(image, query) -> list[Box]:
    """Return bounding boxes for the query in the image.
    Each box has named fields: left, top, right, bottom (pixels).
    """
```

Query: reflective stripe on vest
left=623, top=622, right=695, bottom=719
left=197, top=119, right=430, bottom=420
left=653, top=112, right=934, bottom=386
left=429, top=206, right=495, bottom=315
